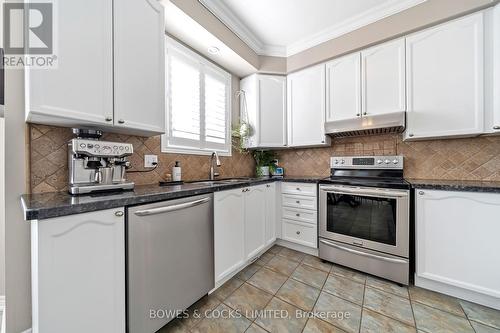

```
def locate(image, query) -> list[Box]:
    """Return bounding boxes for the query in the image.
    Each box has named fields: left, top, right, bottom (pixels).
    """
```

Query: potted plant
left=252, top=150, right=277, bottom=177
left=231, top=121, right=252, bottom=154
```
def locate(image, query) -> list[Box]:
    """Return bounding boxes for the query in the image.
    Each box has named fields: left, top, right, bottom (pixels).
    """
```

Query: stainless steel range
left=319, top=156, right=410, bottom=285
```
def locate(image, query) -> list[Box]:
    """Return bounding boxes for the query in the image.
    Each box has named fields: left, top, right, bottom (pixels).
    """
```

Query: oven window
left=326, top=193, right=397, bottom=246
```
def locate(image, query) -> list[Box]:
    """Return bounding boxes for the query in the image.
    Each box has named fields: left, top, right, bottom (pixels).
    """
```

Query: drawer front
left=282, top=207, right=317, bottom=225
left=282, top=194, right=317, bottom=210
left=282, top=220, right=317, bottom=248
left=281, top=183, right=317, bottom=197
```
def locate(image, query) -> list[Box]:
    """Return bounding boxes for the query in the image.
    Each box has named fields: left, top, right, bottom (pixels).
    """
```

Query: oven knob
left=377, top=159, right=383, bottom=164
left=79, top=143, right=86, bottom=148
left=341, top=160, right=345, bottom=164
left=393, top=159, right=399, bottom=164
left=119, top=146, right=124, bottom=150
left=384, top=159, right=390, bottom=164
left=334, top=160, right=339, bottom=164
left=94, top=144, right=100, bottom=149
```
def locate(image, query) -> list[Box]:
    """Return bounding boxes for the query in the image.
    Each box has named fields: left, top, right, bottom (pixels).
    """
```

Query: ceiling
left=199, top=0, right=426, bottom=57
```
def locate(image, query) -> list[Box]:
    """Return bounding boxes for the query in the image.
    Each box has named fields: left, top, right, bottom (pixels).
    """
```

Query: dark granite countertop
left=407, top=179, right=500, bottom=193
left=21, top=177, right=324, bottom=220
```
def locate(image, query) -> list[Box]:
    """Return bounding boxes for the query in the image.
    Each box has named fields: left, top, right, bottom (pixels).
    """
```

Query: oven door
left=319, top=184, right=409, bottom=258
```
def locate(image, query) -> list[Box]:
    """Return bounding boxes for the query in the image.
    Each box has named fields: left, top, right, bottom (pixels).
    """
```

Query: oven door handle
left=320, top=186, right=408, bottom=198
left=319, top=239, right=408, bottom=264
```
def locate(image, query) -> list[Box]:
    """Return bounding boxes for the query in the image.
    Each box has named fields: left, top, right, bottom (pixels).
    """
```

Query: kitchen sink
left=186, top=178, right=253, bottom=186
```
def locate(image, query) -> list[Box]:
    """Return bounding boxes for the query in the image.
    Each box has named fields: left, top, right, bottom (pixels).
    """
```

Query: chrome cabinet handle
left=296, top=231, right=301, bottom=235
left=134, top=197, right=211, bottom=216
left=356, top=113, right=361, bottom=117
left=493, top=126, right=500, bottom=130
left=115, top=211, right=124, bottom=217
left=118, top=119, right=125, bottom=124
left=105, top=116, right=113, bottom=122
left=419, top=191, right=424, bottom=195
left=408, top=133, right=414, bottom=137
left=295, top=213, right=300, bottom=217
left=296, top=187, right=300, bottom=191
left=319, top=239, right=408, bottom=264
left=296, top=200, right=300, bottom=204
left=363, top=112, right=367, bottom=115
left=320, top=185, right=408, bottom=198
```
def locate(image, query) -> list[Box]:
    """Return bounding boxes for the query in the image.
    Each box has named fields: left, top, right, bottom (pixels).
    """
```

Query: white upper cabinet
left=26, top=0, right=114, bottom=127
left=485, top=4, right=500, bottom=134
left=240, top=74, right=287, bottom=148
left=287, top=64, right=331, bottom=147
left=362, top=38, right=406, bottom=116
left=326, top=53, right=361, bottom=122
left=25, top=0, right=165, bottom=136
left=113, top=0, right=165, bottom=134
left=405, top=13, right=484, bottom=140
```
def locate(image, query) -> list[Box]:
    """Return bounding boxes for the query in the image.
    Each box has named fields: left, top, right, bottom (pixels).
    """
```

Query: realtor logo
left=3, top=1, right=57, bottom=68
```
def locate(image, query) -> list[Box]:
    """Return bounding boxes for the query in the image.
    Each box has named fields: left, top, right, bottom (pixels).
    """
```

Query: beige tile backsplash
left=29, top=124, right=255, bottom=193
left=28, top=125, right=500, bottom=193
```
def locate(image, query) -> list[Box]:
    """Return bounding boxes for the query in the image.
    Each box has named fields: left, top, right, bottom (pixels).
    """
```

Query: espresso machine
left=68, top=129, right=135, bottom=194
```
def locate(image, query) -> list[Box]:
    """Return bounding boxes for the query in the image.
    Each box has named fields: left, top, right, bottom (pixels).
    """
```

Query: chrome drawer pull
left=295, top=213, right=300, bottom=217
left=296, top=231, right=301, bottom=235
left=296, top=201, right=300, bottom=204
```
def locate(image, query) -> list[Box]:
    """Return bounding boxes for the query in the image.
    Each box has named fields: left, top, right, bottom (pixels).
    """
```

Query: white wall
left=0, top=117, right=5, bottom=297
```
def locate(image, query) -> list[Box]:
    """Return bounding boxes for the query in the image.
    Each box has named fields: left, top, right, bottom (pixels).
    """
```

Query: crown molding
left=285, top=0, right=427, bottom=56
left=198, top=0, right=426, bottom=57
left=198, top=0, right=274, bottom=55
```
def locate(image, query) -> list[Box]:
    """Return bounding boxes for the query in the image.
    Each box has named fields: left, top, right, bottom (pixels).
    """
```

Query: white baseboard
left=21, top=329, right=32, bottom=333
left=415, top=275, right=500, bottom=310
left=277, top=239, right=318, bottom=256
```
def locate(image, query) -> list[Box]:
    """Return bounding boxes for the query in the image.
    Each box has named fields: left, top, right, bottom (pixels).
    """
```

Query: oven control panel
left=330, top=156, right=403, bottom=170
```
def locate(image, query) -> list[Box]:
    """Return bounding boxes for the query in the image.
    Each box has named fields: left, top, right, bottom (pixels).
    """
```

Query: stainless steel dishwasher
left=127, top=194, right=214, bottom=333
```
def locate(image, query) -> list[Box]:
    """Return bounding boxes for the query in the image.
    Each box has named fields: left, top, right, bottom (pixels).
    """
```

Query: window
left=162, top=38, right=232, bottom=156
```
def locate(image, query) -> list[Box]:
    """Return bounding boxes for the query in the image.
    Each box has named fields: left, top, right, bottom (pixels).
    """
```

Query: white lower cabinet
left=265, top=183, right=277, bottom=245
left=31, top=208, right=126, bottom=333
left=214, top=183, right=277, bottom=284
left=214, top=188, right=246, bottom=283
left=281, top=183, right=318, bottom=249
left=415, top=189, right=500, bottom=310
left=245, top=185, right=267, bottom=260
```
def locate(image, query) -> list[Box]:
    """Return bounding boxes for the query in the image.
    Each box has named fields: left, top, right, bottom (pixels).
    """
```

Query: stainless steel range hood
left=324, top=111, right=406, bottom=138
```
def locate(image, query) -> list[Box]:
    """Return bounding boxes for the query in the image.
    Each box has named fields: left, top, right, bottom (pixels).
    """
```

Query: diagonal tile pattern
left=158, top=244, right=500, bottom=333
left=29, top=125, right=500, bottom=193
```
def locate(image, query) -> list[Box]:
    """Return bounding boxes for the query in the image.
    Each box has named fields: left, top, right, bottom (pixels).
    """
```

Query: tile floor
left=159, top=245, right=500, bottom=333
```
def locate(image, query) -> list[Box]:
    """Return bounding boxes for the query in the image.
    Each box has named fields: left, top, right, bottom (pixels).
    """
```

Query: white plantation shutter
left=163, top=38, right=232, bottom=155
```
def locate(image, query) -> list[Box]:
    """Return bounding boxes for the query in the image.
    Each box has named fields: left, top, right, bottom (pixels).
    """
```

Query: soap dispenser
left=172, top=161, right=182, bottom=181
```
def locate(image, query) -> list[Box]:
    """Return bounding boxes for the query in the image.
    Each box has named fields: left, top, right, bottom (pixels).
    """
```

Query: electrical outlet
left=144, top=155, right=158, bottom=168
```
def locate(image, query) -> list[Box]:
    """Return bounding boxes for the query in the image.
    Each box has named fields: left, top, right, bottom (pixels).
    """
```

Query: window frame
left=162, top=37, right=232, bottom=156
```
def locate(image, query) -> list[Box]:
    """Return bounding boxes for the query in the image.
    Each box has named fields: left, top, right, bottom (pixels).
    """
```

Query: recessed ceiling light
left=208, top=46, right=220, bottom=55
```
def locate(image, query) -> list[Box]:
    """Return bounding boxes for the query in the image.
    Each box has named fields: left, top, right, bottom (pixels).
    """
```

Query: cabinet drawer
left=282, top=207, right=317, bottom=225
left=282, top=220, right=317, bottom=248
left=282, top=194, right=317, bottom=210
left=281, top=183, right=317, bottom=197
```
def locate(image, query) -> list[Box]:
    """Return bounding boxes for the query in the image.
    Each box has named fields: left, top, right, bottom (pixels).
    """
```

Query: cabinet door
left=362, top=38, right=405, bottom=116
left=245, top=185, right=267, bottom=260
left=415, top=190, right=500, bottom=308
left=113, top=0, right=166, bottom=135
left=287, top=64, right=330, bottom=147
left=32, top=208, right=125, bottom=333
left=485, top=5, right=500, bottom=134
left=214, top=188, right=246, bottom=283
left=265, top=183, right=277, bottom=245
left=26, top=0, right=113, bottom=127
left=405, top=13, right=484, bottom=140
left=326, top=53, right=361, bottom=122
left=258, top=75, right=287, bottom=147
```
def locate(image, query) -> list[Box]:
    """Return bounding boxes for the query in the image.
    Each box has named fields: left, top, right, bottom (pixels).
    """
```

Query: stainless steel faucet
left=209, top=151, right=221, bottom=180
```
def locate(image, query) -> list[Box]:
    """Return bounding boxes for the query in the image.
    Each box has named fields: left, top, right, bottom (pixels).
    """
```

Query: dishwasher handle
left=134, top=197, right=211, bottom=216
